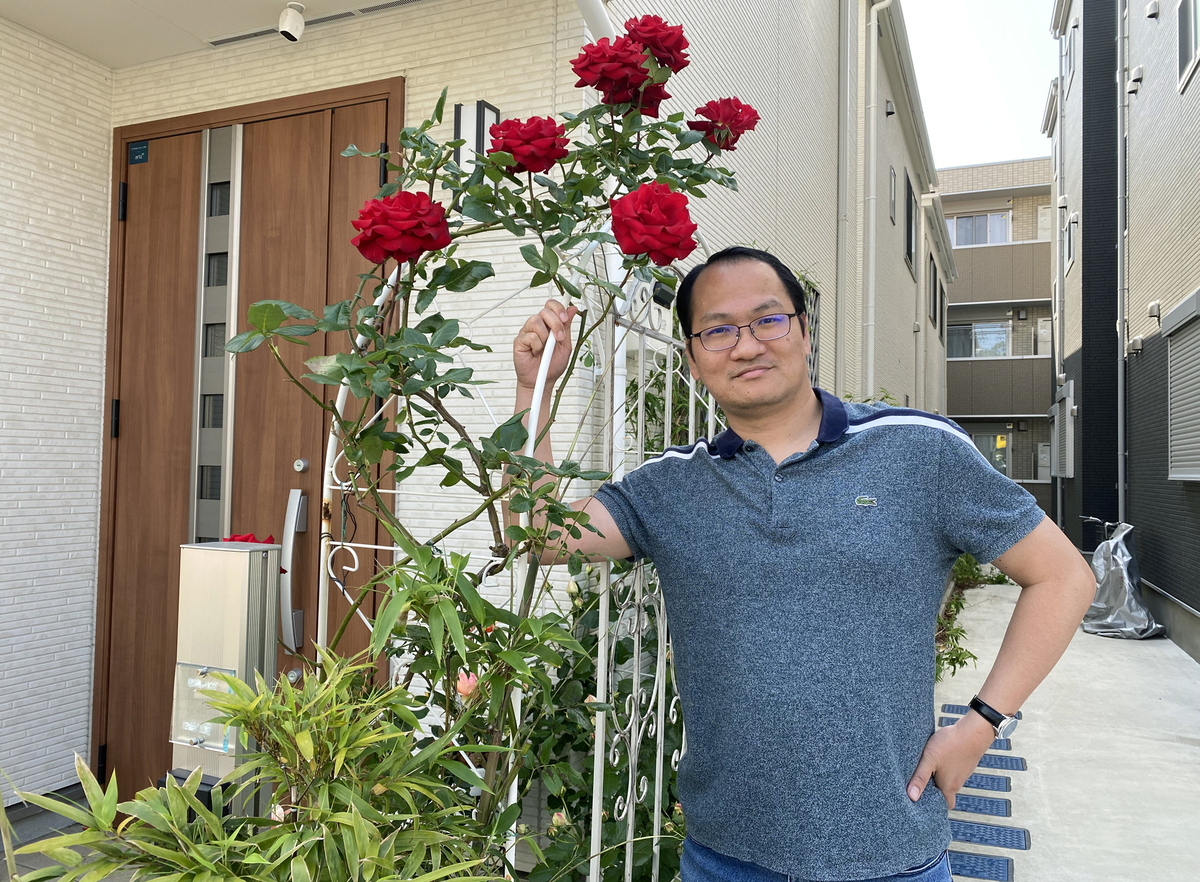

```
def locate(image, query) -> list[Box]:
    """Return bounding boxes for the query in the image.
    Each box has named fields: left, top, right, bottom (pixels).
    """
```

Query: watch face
left=997, top=717, right=1019, bottom=739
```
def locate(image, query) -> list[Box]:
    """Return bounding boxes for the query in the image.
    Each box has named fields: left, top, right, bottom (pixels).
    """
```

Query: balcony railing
left=944, top=241, right=1052, bottom=304
left=947, top=355, right=1054, bottom=416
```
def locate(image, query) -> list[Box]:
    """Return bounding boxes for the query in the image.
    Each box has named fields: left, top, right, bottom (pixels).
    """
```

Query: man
left=511, top=247, right=1094, bottom=882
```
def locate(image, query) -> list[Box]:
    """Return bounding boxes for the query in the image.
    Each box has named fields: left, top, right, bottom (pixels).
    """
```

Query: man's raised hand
left=514, top=299, right=578, bottom=392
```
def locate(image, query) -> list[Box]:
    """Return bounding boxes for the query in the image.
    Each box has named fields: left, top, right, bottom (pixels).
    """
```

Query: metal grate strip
left=964, top=773, right=1010, bottom=792
left=950, top=819, right=1030, bottom=850
left=948, top=851, right=1013, bottom=881
left=953, top=794, right=1012, bottom=817
left=210, top=29, right=276, bottom=46
left=978, top=754, right=1027, bottom=771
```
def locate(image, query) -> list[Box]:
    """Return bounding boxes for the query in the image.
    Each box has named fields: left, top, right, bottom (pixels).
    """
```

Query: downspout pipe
left=915, top=195, right=928, bottom=409
left=1116, top=0, right=1128, bottom=522
left=864, top=0, right=895, bottom=399
left=834, top=0, right=852, bottom=397
left=575, top=0, right=617, bottom=40
left=918, top=193, right=938, bottom=409
left=1056, top=31, right=1066, bottom=528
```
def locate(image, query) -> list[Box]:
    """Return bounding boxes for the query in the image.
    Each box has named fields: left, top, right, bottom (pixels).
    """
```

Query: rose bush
left=15, top=14, right=760, bottom=882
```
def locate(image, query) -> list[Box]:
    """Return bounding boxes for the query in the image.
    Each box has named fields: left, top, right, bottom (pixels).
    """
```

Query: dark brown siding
left=947, top=357, right=1053, bottom=416
left=944, top=242, right=1053, bottom=303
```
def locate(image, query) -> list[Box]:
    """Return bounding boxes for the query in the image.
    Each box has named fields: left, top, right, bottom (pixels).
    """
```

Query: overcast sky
left=903, top=0, right=1059, bottom=170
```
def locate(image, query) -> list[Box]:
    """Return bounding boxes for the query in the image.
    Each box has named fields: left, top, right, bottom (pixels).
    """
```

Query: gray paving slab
left=936, top=582, right=1200, bottom=881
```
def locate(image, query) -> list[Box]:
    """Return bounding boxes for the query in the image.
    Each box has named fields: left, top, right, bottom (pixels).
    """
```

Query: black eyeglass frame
left=686, top=312, right=801, bottom=352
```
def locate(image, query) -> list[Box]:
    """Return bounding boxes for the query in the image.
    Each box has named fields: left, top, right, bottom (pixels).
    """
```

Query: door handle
left=280, top=488, right=307, bottom=653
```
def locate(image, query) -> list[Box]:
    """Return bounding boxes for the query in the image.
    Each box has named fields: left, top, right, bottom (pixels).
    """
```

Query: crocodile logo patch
left=855, top=496, right=878, bottom=507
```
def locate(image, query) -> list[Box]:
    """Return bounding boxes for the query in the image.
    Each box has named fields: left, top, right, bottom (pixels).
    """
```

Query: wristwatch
left=968, top=695, right=1020, bottom=738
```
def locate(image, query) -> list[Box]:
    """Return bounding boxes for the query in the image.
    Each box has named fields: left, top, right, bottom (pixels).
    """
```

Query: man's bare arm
left=907, top=516, right=1095, bottom=808
left=506, top=300, right=633, bottom=565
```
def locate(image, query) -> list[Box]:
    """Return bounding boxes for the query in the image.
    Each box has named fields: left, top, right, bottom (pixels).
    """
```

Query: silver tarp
left=1082, top=522, right=1164, bottom=639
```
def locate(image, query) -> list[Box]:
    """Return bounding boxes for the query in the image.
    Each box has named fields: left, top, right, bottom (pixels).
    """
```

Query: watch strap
left=968, top=695, right=1007, bottom=731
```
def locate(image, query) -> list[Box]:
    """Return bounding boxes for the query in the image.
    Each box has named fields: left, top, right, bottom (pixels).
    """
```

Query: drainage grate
left=953, top=794, right=1012, bottom=817
left=964, top=772, right=1010, bottom=791
left=950, top=819, right=1030, bottom=850
left=978, top=754, right=1027, bottom=771
left=942, top=704, right=1021, bottom=719
left=948, top=851, right=1014, bottom=881
left=938, top=716, right=957, bottom=727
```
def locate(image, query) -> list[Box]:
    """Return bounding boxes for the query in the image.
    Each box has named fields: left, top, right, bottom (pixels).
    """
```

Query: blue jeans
left=680, top=836, right=952, bottom=882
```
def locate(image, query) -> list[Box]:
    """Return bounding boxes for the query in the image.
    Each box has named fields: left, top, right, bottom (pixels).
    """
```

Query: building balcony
left=945, top=241, right=1052, bottom=303
left=947, top=355, right=1054, bottom=416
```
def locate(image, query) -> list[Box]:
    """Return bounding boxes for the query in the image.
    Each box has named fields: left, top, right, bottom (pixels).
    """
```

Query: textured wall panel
left=938, top=157, right=1053, bottom=194
left=0, top=15, right=113, bottom=805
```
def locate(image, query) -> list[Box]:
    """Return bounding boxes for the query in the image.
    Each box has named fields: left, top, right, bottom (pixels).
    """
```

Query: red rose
left=487, top=116, right=569, bottom=174
left=610, top=182, right=698, bottom=266
left=624, top=15, right=689, bottom=73
left=638, top=82, right=671, bottom=118
left=571, top=35, right=650, bottom=104
left=351, top=191, right=452, bottom=265
left=687, top=97, right=761, bottom=151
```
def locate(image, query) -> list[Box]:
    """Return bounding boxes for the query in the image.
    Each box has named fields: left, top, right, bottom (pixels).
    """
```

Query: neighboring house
left=0, top=0, right=951, bottom=808
left=940, top=159, right=1055, bottom=515
left=1045, top=0, right=1200, bottom=663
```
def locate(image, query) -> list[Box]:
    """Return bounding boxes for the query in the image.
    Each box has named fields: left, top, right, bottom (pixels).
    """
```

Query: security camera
left=279, top=2, right=305, bottom=42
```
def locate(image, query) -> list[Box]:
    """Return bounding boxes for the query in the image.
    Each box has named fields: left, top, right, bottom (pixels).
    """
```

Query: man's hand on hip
left=906, top=711, right=996, bottom=810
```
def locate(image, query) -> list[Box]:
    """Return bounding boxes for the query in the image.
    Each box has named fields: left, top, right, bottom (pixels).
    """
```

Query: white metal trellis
left=311, top=227, right=725, bottom=882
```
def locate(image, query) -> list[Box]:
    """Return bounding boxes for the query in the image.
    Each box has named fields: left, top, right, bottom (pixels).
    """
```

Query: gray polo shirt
left=594, top=388, right=1044, bottom=881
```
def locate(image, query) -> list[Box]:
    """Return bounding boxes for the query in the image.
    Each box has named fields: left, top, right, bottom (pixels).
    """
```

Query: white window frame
left=1165, top=288, right=1200, bottom=480
left=890, top=166, right=897, bottom=224
left=973, top=434, right=1013, bottom=477
left=1065, top=211, right=1078, bottom=272
left=928, top=255, right=938, bottom=324
left=905, top=172, right=916, bottom=267
left=1179, top=0, right=1200, bottom=92
left=946, top=211, right=1013, bottom=248
left=947, top=321, right=1014, bottom=359
left=1067, top=19, right=1078, bottom=95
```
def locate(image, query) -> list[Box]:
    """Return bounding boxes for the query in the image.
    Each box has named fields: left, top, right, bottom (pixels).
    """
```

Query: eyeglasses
left=687, top=313, right=799, bottom=352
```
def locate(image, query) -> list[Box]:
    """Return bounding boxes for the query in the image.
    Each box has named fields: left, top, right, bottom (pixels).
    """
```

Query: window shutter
left=1169, top=317, right=1200, bottom=480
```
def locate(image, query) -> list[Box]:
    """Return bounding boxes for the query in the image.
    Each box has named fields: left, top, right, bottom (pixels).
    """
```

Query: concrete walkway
left=937, top=581, right=1200, bottom=881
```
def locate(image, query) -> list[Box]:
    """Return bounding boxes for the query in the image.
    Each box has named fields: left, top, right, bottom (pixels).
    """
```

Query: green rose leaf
left=430, top=319, right=460, bottom=349
left=247, top=302, right=287, bottom=333
left=316, top=301, right=353, bottom=332
left=225, top=329, right=265, bottom=353
left=460, top=195, right=498, bottom=223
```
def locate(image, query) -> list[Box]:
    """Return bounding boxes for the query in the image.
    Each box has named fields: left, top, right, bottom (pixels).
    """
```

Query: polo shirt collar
left=711, top=387, right=848, bottom=458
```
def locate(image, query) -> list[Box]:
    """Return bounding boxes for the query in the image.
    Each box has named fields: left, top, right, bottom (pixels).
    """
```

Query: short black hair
left=676, top=246, right=809, bottom=337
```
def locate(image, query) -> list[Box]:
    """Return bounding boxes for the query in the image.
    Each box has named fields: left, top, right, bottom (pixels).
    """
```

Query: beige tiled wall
left=0, top=15, right=113, bottom=805
left=939, top=157, right=1053, bottom=195
left=1012, top=194, right=1051, bottom=241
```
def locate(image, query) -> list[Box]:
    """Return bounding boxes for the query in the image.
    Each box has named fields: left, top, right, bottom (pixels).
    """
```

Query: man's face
left=684, top=259, right=812, bottom=417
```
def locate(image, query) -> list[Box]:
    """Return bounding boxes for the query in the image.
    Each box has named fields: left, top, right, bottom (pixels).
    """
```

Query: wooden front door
left=96, top=83, right=401, bottom=799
